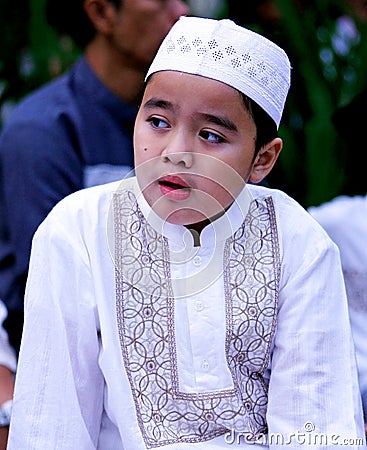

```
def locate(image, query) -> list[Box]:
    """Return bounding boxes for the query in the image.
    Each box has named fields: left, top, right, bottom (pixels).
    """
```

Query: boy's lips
left=158, top=175, right=191, bottom=200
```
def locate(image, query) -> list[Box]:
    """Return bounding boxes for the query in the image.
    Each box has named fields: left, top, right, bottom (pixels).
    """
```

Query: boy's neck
left=185, top=208, right=228, bottom=247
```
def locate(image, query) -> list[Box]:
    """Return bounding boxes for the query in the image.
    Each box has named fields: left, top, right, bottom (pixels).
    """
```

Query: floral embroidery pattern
left=114, top=189, right=280, bottom=448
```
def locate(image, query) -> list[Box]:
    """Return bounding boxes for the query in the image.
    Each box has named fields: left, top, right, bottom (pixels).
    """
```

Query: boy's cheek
left=134, top=143, right=151, bottom=166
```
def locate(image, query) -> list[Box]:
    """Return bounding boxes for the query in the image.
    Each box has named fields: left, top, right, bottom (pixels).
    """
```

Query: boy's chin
left=163, top=208, right=226, bottom=231
left=162, top=209, right=207, bottom=226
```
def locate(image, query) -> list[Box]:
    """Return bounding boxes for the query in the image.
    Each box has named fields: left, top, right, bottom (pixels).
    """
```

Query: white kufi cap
left=146, top=16, right=291, bottom=129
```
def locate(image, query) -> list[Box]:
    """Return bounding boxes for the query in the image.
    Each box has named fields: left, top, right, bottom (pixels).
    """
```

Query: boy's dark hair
left=242, top=94, right=278, bottom=154
left=45, top=0, right=122, bottom=49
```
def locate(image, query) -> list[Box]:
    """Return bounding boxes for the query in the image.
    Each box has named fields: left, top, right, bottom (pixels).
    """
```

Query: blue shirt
left=0, top=56, right=136, bottom=351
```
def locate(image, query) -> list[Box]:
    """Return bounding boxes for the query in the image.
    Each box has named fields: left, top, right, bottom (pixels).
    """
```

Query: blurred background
left=1, top=0, right=367, bottom=208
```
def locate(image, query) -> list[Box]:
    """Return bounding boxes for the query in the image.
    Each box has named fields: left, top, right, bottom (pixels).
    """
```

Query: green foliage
left=28, top=0, right=79, bottom=82
left=0, top=0, right=79, bottom=126
left=269, top=0, right=367, bottom=206
left=0, top=0, right=30, bottom=118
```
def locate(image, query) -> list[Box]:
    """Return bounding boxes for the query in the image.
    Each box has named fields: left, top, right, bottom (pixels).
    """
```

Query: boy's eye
left=148, top=117, right=169, bottom=129
left=200, top=130, right=225, bottom=143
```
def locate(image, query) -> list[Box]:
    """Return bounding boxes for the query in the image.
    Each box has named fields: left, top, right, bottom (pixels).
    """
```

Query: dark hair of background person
left=332, top=89, right=367, bottom=197
left=45, top=0, right=122, bottom=49
left=0, top=0, right=30, bottom=103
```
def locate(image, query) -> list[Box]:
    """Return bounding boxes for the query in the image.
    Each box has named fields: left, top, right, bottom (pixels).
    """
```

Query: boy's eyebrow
left=201, top=113, right=238, bottom=132
left=143, top=98, right=175, bottom=111
left=143, top=98, right=238, bottom=132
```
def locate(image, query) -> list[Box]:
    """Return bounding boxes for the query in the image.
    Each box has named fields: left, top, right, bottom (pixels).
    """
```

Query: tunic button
left=202, top=360, right=209, bottom=370
left=196, top=301, right=204, bottom=312
left=193, top=256, right=202, bottom=266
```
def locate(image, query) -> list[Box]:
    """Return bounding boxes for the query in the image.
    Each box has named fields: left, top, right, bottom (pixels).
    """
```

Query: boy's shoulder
left=247, top=183, right=306, bottom=213
left=247, top=183, right=333, bottom=247
left=41, top=177, right=138, bottom=230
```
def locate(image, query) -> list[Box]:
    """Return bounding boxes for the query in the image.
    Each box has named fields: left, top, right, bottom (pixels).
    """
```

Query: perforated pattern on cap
left=146, top=17, right=291, bottom=129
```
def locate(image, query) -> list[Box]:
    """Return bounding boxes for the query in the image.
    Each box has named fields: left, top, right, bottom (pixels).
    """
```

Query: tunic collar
left=136, top=181, right=253, bottom=249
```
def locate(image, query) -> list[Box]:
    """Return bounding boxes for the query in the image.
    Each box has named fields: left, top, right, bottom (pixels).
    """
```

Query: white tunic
left=309, top=194, right=367, bottom=421
left=8, top=178, right=365, bottom=449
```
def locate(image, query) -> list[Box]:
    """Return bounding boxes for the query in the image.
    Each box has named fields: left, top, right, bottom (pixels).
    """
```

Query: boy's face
left=134, top=71, right=275, bottom=227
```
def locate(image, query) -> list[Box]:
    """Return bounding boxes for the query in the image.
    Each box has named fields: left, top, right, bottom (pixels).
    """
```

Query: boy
left=8, top=16, right=365, bottom=449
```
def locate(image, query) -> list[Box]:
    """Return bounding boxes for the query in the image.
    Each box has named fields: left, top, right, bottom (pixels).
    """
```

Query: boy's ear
left=83, top=0, right=118, bottom=35
left=248, top=137, right=282, bottom=184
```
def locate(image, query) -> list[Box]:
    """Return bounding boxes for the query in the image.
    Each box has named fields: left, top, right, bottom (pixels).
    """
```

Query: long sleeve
left=266, top=198, right=365, bottom=448
left=7, top=207, right=104, bottom=449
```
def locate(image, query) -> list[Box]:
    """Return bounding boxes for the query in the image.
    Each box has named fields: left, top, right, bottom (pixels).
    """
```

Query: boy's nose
left=161, top=150, right=193, bottom=168
left=161, top=129, right=193, bottom=167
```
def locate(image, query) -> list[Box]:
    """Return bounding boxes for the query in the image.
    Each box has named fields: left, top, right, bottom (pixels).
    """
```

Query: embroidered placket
left=114, top=189, right=280, bottom=448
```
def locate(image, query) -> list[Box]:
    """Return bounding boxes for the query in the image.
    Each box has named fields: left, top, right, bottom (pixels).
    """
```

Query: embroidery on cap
left=208, top=39, right=218, bottom=49
left=192, top=38, right=202, bottom=47
left=212, top=50, right=223, bottom=61
left=164, top=32, right=280, bottom=97
left=146, top=17, right=291, bottom=129
left=225, top=46, right=236, bottom=56
left=166, top=39, right=175, bottom=53
left=231, top=57, right=241, bottom=68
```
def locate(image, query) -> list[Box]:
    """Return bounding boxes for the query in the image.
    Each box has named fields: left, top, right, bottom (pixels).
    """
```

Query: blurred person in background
left=309, top=92, right=367, bottom=434
left=308, top=0, right=367, bottom=434
left=0, top=0, right=189, bottom=355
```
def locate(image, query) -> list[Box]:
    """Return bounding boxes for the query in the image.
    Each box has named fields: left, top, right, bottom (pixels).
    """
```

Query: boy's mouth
left=158, top=175, right=190, bottom=190
left=158, top=175, right=191, bottom=200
